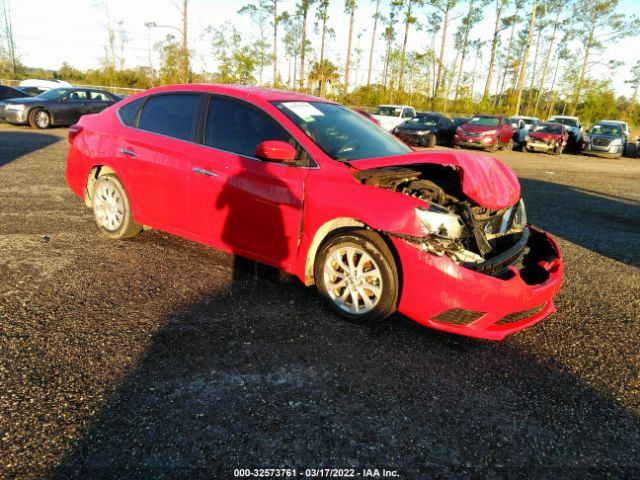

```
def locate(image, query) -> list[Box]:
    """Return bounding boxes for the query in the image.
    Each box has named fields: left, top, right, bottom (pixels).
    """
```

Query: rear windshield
left=467, top=116, right=500, bottom=127
left=590, top=124, right=621, bottom=135
left=533, top=124, right=561, bottom=134
left=373, top=106, right=402, bottom=117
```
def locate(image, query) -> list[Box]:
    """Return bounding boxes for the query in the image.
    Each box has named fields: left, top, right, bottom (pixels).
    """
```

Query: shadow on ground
left=0, top=129, right=61, bottom=167
left=520, top=178, right=640, bottom=266
left=51, top=259, right=640, bottom=479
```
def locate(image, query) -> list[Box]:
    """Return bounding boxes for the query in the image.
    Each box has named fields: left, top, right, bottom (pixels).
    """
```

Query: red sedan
left=66, top=84, right=563, bottom=340
left=524, top=122, right=569, bottom=155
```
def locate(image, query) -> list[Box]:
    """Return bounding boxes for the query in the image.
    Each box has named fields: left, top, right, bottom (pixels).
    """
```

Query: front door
left=188, top=95, right=309, bottom=269
left=56, top=89, right=90, bottom=124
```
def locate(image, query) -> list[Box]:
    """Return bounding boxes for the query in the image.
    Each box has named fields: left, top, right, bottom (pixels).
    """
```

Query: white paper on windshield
left=284, top=102, right=325, bottom=122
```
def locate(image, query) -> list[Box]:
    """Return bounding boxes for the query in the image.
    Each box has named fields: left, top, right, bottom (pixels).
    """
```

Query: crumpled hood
left=350, top=150, right=520, bottom=210
left=530, top=132, right=560, bottom=142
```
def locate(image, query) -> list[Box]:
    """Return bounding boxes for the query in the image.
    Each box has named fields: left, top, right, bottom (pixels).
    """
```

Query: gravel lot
left=1, top=124, right=639, bottom=479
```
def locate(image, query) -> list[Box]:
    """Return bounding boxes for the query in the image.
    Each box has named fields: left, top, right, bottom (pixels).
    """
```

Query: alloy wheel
left=35, top=111, right=50, bottom=128
left=323, top=246, right=383, bottom=315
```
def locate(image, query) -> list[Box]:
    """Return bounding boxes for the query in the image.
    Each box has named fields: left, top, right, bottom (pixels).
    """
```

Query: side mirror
left=256, top=140, right=296, bottom=163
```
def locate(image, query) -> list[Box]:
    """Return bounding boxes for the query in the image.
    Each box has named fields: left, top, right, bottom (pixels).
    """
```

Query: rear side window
left=138, top=94, right=201, bottom=141
left=118, top=98, right=145, bottom=127
left=204, top=96, right=308, bottom=166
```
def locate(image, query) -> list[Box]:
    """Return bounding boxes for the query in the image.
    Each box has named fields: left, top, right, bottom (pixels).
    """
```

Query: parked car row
left=372, top=105, right=634, bottom=159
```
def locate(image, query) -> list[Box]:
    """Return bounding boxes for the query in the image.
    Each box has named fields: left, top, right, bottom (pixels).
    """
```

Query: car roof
left=549, top=115, right=579, bottom=120
left=140, top=84, right=332, bottom=103
left=472, top=114, right=502, bottom=118
left=379, top=104, right=411, bottom=108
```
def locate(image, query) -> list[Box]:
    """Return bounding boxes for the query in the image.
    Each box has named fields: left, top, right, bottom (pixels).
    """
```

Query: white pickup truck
left=372, top=104, right=416, bottom=131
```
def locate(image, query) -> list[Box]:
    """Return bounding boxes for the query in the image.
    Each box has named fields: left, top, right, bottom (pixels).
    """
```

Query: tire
left=454, top=144, right=461, bottom=149
left=427, top=133, right=437, bottom=148
left=553, top=143, right=563, bottom=155
left=91, top=174, right=142, bottom=240
left=315, top=229, right=399, bottom=324
left=503, top=139, right=513, bottom=151
left=29, top=108, right=51, bottom=129
left=489, top=139, right=498, bottom=153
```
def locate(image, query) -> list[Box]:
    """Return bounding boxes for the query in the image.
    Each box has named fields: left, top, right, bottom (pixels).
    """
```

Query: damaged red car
left=524, top=122, right=569, bottom=155
left=66, top=85, right=563, bottom=340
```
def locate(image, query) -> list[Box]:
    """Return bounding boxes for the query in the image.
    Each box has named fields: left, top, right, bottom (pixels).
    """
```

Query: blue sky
left=9, top=0, right=640, bottom=97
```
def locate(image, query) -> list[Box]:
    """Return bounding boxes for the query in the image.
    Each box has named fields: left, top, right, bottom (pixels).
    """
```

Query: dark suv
left=393, top=112, right=456, bottom=147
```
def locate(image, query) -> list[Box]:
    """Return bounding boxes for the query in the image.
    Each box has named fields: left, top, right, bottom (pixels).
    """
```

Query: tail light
left=68, top=124, right=84, bottom=143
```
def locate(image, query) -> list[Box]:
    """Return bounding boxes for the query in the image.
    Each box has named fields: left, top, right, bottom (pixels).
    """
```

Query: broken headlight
left=415, top=206, right=464, bottom=239
left=512, top=199, right=527, bottom=229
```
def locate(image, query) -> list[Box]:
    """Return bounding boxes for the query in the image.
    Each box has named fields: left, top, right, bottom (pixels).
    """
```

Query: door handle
left=192, top=167, right=217, bottom=177
left=119, top=148, right=137, bottom=157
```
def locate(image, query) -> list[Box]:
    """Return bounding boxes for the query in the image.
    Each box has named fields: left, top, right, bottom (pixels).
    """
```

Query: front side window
left=274, top=101, right=412, bottom=161
left=65, top=90, right=88, bottom=101
left=401, top=108, right=413, bottom=118
left=138, top=94, right=201, bottom=141
left=204, top=97, right=309, bottom=166
left=467, top=116, right=500, bottom=127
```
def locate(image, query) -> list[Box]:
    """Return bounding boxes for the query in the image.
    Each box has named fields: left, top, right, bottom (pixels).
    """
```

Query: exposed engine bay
left=353, top=164, right=530, bottom=277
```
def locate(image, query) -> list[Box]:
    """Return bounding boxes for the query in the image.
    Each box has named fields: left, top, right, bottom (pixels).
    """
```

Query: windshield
left=549, top=117, right=578, bottom=127
left=274, top=101, right=412, bottom=161
left=373, top=106, right=402, bottom=117
left=467, top=116, right=500, bottom=127
left=533, top=124, right=561, bottom=134
left=590, top=124, right=621, bottom=135
left=403, top=115, right=438, bottom=127
left=35, top=89, right=68, bottom=100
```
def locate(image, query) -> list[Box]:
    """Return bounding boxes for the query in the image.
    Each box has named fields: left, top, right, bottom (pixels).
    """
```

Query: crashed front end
left=353, top=162, right=563, bottom=340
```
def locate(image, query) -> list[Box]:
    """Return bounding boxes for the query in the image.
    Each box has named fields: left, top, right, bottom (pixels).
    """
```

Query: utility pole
left=513, top=1, right=537, bottom=116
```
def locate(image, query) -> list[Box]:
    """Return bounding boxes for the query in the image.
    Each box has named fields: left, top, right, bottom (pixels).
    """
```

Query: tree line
left=1, top=0, right=639, bottom=126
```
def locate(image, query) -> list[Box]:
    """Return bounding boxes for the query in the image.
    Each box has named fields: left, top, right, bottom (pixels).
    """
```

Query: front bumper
left=396, top=132, right=430, bottom=146
left=454, top=135, right=495, bottom=150
left=1, top=108, right=28, bottom=124
left=581, top=143, right=624, bottom=157
left=392, top=225, right=563, bottom=341
left=525, top=140, right=555, bottom=153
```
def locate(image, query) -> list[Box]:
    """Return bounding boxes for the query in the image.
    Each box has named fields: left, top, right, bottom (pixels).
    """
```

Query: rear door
left=188, top=95, right=310, bottom=268
left=116, top=92, right=203, bottom=234
left=87, top=90, right=112, bottom=113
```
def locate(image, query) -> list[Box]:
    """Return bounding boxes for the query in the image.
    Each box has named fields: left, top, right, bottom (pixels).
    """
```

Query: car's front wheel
left=315, top=230, right=399, bottom=324
left=29, top=109, right=51, bottom=129
left=426, top=133, right=437, bottom=148
left=91, top=174, right=142, bottom=239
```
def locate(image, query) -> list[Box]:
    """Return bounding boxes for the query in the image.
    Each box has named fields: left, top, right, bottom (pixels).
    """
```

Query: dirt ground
left=1, top=124, right=639, bottom=479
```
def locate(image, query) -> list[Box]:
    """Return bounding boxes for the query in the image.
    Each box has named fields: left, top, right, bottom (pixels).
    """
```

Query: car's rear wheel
left=502, top=139, right=513, bottom=151
left=92, top=174, right=141, bottom=239
left=29, top=109, right=51, bottom=129
left=315, top=230, right=399, bottom=324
